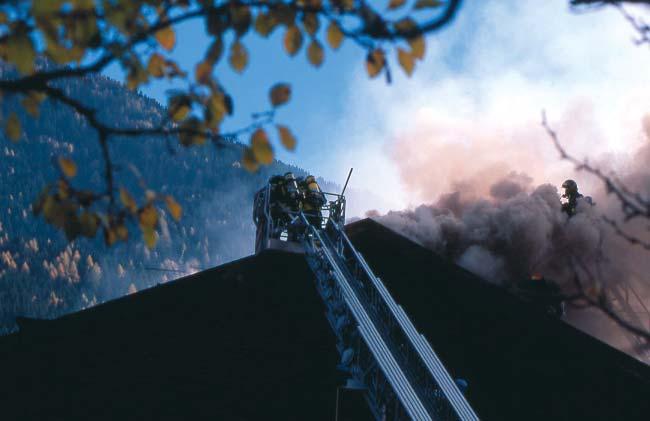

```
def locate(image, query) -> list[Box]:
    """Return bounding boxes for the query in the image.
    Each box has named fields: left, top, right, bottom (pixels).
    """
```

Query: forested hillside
left=0, top=63, right=333, bottom=334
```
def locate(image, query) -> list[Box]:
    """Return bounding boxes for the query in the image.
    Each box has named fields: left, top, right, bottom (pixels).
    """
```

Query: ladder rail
left=308, top=223, right=432, bottom=420
left=300, top=212, right=480, bottom=420
left=332, top=223, right=479, bottom=421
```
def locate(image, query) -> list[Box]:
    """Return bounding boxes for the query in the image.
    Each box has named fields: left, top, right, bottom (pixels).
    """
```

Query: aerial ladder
left=253, top=175, right=479, bottom=420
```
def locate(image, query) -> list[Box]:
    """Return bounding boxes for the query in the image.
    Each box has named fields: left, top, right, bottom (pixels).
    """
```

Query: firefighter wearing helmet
left=300, top=175, right=327, bottom=228
left=561, top=179, right=592, bottom=216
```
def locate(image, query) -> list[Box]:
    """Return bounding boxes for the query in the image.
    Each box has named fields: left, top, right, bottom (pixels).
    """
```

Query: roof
left=346, top=219, right=650, bottom=420
left=1, top=218, right=648, bottom=420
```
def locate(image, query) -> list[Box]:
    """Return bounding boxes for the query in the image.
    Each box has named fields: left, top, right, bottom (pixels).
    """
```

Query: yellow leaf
left=326, top=22, right=344, bottom=50
left=6, top=34, right=35, bottom=75
left=195, top=60, right=212, bottom=84
left=414, top=0, right=443, bottom=9
left=205, top=92, right=228, bottom=129
left=169, top=95, right=191, bottom=122
left=120, top=187, right=138, bottom=213
left=302, top=12, right=319, bottom=36
left=409, top=36, right=425, bottom=60
left=241, top=147, right=259, bottom=172
left=269, top=83, right=291, bottom=107
left=126, top=59, right=147, bottom=90
left=5, top=112, right=21, bottom=142
left=70, top=13, right=98, bottom=45
left=250, top=128, right=274, bottom=165
left=283, top=25, right=303, bottom=56
left=397, top=48, right=415, bottom=76
left=229, top=40, right=248, bottom=74
left=104, top=227, right=117, bottom=246
left=307, top=40, right=324, bottom=67
left=254, top=13, right=277, bottom=38
left=165, top=196, right=183, bottom=221
left=142, top=226, right=157, bottom=249
left=388, top=0, right=406, bottom=9
left=21, top=92, right=45, bottom=117
left=206, top=93, right=227, bottom=129
left=365, top=49, right=385, bottom=78
left=172, top=104, right=190, bottom=122
left=44, top=36, right=74, bottom=65
left=116, top=224, right=128, bottom=241
left=58, top=179, right=70, bottom=199
left=72, top=0, right=95, bottom=12
left=43, top=195, right=64, bottom=228
left=106, top=8, right=126, bottom=32
left=155, top=26, right=176, bottom=51
left=79, top=212, right=100, bottom=238
left=139, top=205, right=158, bottom=228
left=394, top=17, right=417, bottom=34
left=58, top=157, right=77, bottom=178
left=147, top=53, right=165, bottom=78
left=277, top=125, right=297, bottom=151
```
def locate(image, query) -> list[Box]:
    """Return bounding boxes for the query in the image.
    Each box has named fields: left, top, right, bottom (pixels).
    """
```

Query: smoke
left=376, top=107, right=650, bottom=286
left=378, top=178, right=602, bottom=285
left=325, top=1, right=650, bottom=215
left=373, top=117, right=650, bottom=360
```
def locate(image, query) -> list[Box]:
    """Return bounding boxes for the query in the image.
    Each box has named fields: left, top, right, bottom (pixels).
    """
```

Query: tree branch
left=541, top=110, right=650, bottom=223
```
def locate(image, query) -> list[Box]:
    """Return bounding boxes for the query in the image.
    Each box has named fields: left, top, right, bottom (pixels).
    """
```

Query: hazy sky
left=106, top=0, right=650, bottom=214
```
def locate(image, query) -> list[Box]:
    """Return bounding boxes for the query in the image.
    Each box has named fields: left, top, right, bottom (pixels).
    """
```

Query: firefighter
left=267, top=175, right=286, bottom=238
left=281, top=172, right=303, bottom=240
left=561, top=179, right=592, bottom=217
left=281, top=172, right=302, bottom=211
left=300, top=175, right=327, bottom=228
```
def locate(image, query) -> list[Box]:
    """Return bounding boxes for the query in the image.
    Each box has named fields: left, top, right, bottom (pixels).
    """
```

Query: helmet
left=305, top=175, right=316, bottom=184
left=562, top=179, right=578, bottom=192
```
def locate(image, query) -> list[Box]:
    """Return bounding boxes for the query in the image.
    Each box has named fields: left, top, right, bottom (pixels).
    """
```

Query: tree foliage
left=0, top=69, right=336, bottom=332
left=0, top=0, right=461, bottom=247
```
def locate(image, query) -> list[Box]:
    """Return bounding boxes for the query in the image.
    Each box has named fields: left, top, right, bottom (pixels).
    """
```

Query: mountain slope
left=0, top=64, right=334, bottom=333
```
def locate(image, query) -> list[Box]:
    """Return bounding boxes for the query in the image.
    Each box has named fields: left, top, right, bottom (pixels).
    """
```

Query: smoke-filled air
left=325, top=2, right=650, bottom=356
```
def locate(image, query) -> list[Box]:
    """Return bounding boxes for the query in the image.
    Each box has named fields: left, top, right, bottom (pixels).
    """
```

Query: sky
left=105, top=0, right=650, bottom=216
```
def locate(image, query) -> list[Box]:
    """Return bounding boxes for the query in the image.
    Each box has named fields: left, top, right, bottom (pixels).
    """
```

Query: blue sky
left=105, top=7, right=369, bottom=171
left=105, top=1, right=650, bottom=215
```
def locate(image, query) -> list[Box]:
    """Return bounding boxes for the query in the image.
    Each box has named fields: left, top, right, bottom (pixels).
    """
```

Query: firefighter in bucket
left=300, top=175, right=327, bottom=229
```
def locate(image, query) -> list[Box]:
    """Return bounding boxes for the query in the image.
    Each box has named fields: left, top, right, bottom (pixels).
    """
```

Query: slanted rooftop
left=1, top=219, right=648, bottom=420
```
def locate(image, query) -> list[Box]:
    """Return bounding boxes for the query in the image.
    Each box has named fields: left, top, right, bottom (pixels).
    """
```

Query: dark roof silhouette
left=1, top=218, right=649, bottom=420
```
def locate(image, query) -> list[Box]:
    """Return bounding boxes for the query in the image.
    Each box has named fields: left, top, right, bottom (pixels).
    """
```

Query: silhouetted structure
left=1, top=219, right=649, bottom=420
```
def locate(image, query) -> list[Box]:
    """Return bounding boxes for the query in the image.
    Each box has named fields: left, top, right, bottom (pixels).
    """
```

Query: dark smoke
left=378, top=176, right=605, bottom=286
left=374, top=125, right=650, bottom=361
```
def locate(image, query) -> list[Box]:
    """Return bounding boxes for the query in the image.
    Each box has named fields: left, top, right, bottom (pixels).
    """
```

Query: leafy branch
left=0, top=0, right=462, bottom=247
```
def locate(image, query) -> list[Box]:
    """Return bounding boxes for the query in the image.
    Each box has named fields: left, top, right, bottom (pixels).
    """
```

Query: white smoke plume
left=374, top=120, right=650, bottom=360
left=324, top=0, right=650, bottom=358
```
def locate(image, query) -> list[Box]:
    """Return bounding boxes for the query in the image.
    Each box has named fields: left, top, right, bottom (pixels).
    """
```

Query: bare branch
left=602, top=217, right=650, bottom=250
left=541, top=111, right=650, bottom=223
left=571, top=0, right=650, bottom=6
left=569, top=257, right=650, bottom=343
